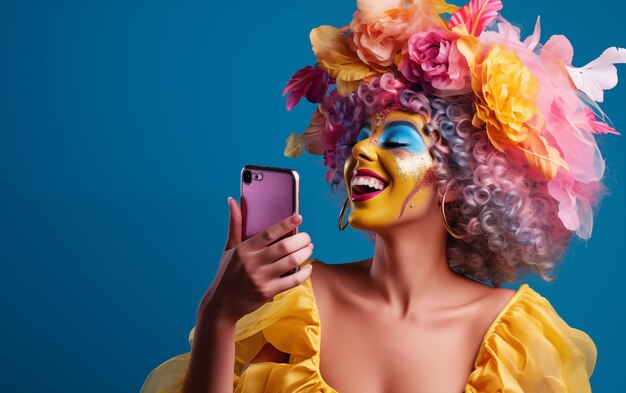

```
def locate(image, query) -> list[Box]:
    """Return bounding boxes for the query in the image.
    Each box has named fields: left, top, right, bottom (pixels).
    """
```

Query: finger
left=225, top=197, right=243, bottom=250
left=264, top=244, right=314, bottom=278
left=262, top=232, right=312, bottom=263
left=246, top=213, right=302, bottom=250
left=269, top=263, right=314, bottom=296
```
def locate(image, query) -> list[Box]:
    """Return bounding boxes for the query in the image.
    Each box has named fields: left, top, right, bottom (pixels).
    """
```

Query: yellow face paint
left=343, top=110, right=436, bottom=230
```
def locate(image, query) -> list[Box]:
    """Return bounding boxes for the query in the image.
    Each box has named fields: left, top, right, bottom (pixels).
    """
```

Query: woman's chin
left=348, top=214, right=393, bottom=232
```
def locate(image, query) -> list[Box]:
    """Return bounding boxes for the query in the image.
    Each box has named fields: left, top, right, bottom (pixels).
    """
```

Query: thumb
left=225, top=196, right=243, bottom=250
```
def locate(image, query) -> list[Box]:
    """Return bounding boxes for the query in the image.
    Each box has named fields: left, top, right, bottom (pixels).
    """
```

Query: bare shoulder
left=310, top=258, right=372, bottom=278
left=308, top=258, right=373, bottom=311
left=475, top=280, right=517, bottom=311
left=309, top=259, right=371, bottom=294
left=308, top=259, right=336, bottom=302
left=455, top=274, right=517, bottom=310
left=458, top=277, right=518, bottom=338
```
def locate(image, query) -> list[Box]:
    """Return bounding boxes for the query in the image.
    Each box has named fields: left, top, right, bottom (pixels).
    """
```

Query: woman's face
left=343, top=110, right=437, bottom=231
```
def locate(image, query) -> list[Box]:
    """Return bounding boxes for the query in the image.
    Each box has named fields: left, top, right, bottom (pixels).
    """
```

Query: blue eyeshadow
left=356, top=127, right=371, bottom=143
left=379, top=121, right=426, bottom=154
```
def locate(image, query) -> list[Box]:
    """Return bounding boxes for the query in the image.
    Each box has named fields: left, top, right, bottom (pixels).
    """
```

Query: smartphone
left=240, top=165, right=300, bottom=275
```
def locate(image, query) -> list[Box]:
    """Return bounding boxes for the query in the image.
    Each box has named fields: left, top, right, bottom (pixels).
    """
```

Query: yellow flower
left=310, top=26, right=381, bottom=95
left=471, top=45, right=566, bottom=179
left=471, top=45, right=541, bottom=149
left=284, top=132, right=303, bottom=158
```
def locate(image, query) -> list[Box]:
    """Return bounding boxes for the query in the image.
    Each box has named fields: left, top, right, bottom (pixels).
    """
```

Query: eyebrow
left=384, top=120, right=421, bottom=133
left=384, top=120, right=430, bottom=144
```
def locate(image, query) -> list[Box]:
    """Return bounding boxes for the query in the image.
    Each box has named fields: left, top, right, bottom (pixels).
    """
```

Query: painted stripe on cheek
left=398, top=168, right=435, bottom=219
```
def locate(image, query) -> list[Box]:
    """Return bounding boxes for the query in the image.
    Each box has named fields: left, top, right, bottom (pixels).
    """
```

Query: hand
left=198, top=197, right=314, bottom=326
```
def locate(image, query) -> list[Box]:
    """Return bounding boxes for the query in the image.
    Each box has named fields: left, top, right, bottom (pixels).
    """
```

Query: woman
left=142, top=0, right=624, bottom=391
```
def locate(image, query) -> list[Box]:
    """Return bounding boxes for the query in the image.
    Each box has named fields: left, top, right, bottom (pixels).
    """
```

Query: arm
left=181, top=303, right=236, bottom=393
left=180, top=198, right=312, bottom=392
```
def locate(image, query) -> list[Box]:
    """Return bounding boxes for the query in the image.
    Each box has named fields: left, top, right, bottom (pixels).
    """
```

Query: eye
left=356, top=127, right=371, bottom=143
left=380, top=122, right=427, bottom=154
left=382, top=141, right=409, bottom=148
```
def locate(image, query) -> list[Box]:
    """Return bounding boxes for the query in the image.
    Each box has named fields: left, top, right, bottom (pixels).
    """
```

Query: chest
left=318, top=302, right=484, bottom=393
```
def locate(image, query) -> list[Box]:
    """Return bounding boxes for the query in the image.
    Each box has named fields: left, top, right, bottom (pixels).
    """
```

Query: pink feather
left=449, top=0, right=503, bottom=36
left=549, top=97, right=586, bottom=132
left=584, top=108, right=620, bottom=135
left=283, top=65, right=331, bottom=111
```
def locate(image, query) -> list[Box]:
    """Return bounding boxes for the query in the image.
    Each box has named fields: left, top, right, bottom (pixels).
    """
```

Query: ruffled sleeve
left=140, top=329, right=193, bottom=393
left=465, top=284, right=597, bottom=393
left=140, top=259, right=334, bottom=393
left=233, top=259, right=334, bottom=392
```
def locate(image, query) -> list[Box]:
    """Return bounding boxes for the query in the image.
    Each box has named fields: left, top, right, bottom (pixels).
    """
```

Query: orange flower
left=350, top=0, right=457, bottom=67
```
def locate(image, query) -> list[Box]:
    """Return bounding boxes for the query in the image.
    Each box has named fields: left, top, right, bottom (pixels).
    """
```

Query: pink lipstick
left=350, top=169, right=389, bottom=202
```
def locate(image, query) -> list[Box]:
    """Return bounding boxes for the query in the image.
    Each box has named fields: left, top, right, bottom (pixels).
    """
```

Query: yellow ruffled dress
left=141, top=260, right=597, bottom=393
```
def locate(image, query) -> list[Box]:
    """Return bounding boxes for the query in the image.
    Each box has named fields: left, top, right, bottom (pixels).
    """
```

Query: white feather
left=523, top=16, right=541, bottom=52
left=567, top=47, right=626, bottom=102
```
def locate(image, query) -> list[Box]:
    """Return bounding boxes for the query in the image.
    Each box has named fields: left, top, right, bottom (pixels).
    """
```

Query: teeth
left=351, top=175, right=385, bottom=191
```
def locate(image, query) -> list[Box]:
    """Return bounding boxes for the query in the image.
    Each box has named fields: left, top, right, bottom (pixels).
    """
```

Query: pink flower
left=283, top=65, right=331, bottom=111
left=399, top=27, right=470, bottom=92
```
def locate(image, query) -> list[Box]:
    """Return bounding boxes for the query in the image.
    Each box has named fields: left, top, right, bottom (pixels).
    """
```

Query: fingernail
left=227, top=196, right=233, bottom=204
left=310, top=243, right=315, bottom=249
left=291, top=214, right=302, bottom=224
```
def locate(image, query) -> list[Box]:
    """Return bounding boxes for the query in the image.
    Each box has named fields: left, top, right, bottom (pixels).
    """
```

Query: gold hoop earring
left=338, top=197, right=350, bottom=231
left=441, top=186, right=464, bottom=240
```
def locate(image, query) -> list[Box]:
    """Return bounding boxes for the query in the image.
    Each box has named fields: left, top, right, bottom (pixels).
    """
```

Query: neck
left=365, top=204, right=464, bottom=318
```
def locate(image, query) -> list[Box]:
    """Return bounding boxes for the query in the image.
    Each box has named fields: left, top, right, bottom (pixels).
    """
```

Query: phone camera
left=243, top=170, right=252, bottom=184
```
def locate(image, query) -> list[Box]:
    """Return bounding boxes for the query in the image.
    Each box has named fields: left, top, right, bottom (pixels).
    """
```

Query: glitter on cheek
left=386, top=149, right=435, bottom=219
left=391, top=149, right=432, bottom=182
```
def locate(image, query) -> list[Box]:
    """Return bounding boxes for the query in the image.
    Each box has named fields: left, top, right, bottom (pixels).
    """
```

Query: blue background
left=2, top=0, right=625, bottom=391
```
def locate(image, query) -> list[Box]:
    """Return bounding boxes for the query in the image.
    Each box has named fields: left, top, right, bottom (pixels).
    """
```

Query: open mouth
left=350, top=169, right=389, bottom=202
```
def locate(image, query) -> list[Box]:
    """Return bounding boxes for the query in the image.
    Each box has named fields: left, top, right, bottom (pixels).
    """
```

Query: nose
left=352, top=137, right=377, bottom=162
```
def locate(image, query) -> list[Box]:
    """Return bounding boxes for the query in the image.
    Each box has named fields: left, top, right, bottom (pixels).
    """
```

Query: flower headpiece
left=283, top=0, right=625, bottom=239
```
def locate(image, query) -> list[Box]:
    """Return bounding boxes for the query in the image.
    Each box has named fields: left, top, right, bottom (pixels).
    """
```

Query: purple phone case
left=241, top=165, right=299, bottom=241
